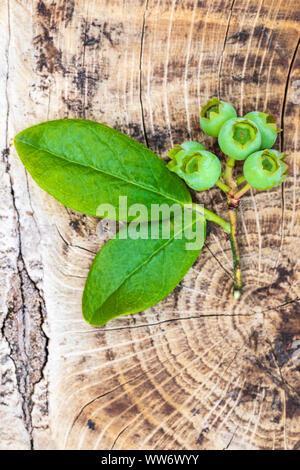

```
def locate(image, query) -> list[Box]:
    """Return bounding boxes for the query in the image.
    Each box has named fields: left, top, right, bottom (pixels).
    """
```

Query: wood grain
left=0, top=0, right=299, bottom=450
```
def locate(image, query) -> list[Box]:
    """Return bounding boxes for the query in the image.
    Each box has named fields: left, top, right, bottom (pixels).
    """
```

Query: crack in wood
left=223, top=424, right=238, bottom=450
left=217, top=0, right=236, bottom=98
left=101, top=311, right=259, bottom=333
left=1, top=259, right=49, bottom=449
left=110, top=424, right=130, bottom=450
left=55, top=224, right=97, bottom=254
left=275, top=37, right=300, bottom=269
left=67, top=359, right=169, bottom=441
left=139, top=0, right=149, bottom=147
left=261, top=296, right=299, bottom=314
left=81, top=17, right=88, bottom=119
left=280, top=37, right=300, bottom=153
left=204, top=242, right=233, bottom=279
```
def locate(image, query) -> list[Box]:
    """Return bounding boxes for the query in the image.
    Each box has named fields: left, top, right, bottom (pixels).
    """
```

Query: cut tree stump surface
left=0, top=0, right=300, bottom=450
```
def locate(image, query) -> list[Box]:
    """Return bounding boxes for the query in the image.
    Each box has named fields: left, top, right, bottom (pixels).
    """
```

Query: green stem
left=193, top=204, right=230, bottom=234
left=223, top=157, right=236, bottom=191
left=228, top=206, right=242, bottom=299
left=204, top=209, right=231, bottom=234
left=236, top=175, right=246, bottom=185
left=216, top=179, right=231, bottom=194
left=234, top=183, right=251, bottom=200
left=223, top=157, right=242, bottom=299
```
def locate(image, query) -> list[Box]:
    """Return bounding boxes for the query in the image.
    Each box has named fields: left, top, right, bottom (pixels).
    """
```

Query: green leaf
left=14, top=119, right=191, bottom=220
left=82, top=211, right=206, bottom=325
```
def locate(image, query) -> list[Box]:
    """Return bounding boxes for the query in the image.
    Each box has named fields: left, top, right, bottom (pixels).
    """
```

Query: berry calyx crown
left=232, top=119, right=258, bottom=148
left=200, top=97, right=222, bottom=120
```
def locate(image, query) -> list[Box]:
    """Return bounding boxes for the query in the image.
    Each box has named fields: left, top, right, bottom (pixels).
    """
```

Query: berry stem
left=234, top=183, right=251, bottom=200
left=223, top=157, right=237, bottom=191
left=216, top=179, right=231, bottom=193
left=236, top=175, right=246, bottom=185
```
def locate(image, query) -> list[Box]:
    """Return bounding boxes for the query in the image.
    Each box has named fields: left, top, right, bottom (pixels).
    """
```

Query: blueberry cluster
left=168, top=97, right=288, bottom=191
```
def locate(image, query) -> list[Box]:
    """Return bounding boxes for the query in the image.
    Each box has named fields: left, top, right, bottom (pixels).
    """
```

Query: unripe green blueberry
left=200, top=97, right=237, bottom=137
left=218, top=118, right=261, bottom=160
left=167, top=142, right=205, bottom=178
left=167, top=144, right=221, bottom=191
left=244, top=110, right=281, bottom=149
left=168, top=141, right=205, bottom=160
left=243, top=149, right=289, bottom=190
left=180, top=141, right=206, bottom=152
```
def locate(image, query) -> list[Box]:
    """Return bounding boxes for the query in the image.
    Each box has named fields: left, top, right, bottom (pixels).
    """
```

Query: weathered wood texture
left=0, top=0, right=300, bottom=450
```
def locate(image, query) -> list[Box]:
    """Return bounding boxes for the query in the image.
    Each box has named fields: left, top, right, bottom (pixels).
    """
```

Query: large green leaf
left=83, top=211, right=206, bottom=325
left=14, top=119, right=191, bottom=220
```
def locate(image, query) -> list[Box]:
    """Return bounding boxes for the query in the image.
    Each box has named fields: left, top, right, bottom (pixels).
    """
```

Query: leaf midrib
left=88, top=215, right=202, bottom=323
left=17, top=138, right=190, bottom=207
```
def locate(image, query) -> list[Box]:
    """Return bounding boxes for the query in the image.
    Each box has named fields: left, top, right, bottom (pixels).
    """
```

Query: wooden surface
left=0, top=0, right=300, bottom=450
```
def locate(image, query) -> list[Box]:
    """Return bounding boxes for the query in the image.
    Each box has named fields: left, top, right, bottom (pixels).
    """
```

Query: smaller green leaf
left=83, top=210, right=206, bottom=325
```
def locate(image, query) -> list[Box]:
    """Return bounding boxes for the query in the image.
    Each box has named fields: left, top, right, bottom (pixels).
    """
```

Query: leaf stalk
left=193, top=204, right=231, bottom=234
